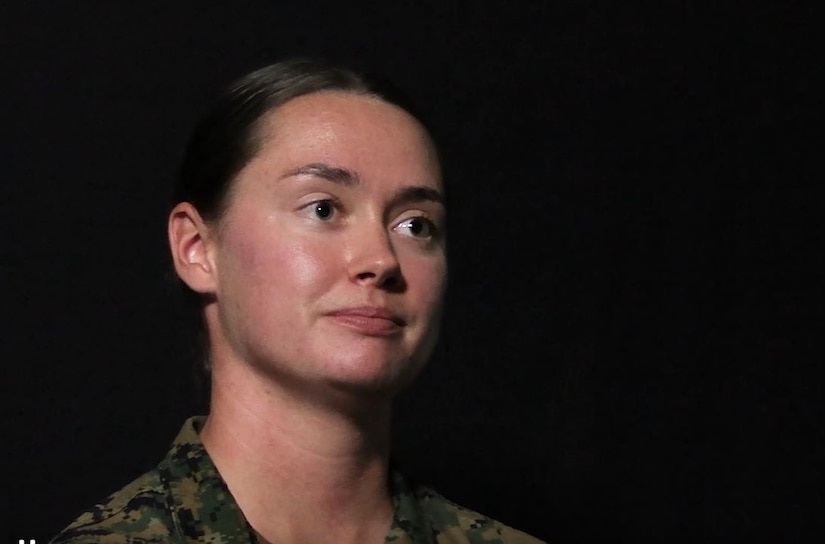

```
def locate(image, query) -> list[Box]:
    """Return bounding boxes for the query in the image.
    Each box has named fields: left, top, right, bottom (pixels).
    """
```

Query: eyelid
left=392, top=205, right=442, bottom=224
left=296, top=193, right=343, bottom=210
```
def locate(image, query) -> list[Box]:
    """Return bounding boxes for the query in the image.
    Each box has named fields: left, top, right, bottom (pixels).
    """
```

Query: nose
left=347, top=224, right=405, bottom=292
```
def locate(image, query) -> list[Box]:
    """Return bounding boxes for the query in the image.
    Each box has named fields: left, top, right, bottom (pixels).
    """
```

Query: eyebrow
left=388, top=186, right=445, bottom=208
left=280, top=162, right=360, bottom=186
left=281, top=161, right=445, bottom=206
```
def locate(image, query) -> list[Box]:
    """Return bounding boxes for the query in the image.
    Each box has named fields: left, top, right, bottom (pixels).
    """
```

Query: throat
left=200, top=373, right=396, bottom=544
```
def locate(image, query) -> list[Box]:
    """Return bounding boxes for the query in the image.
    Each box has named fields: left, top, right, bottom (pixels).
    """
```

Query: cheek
left=406, top=254, right=448, bottom=314
left=279, top=241, right=339, bottom=295
left=223, top=229, right=338, bottom=306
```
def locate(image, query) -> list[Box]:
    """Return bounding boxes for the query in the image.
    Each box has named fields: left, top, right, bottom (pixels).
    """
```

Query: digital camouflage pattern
left=51, top=417, right=546, bottom=544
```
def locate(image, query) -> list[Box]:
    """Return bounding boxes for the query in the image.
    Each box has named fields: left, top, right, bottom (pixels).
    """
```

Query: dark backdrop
left=2, top=2, right=821, bottom=543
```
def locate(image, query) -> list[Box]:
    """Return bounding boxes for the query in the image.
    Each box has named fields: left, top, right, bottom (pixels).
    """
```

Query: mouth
left=325, top=306, right=406, bottom=337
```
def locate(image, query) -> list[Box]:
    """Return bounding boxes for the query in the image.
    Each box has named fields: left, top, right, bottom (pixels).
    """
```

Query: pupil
left=410, top=219, right=423, bottom=235
left=316, top=202, right=332, bottom=219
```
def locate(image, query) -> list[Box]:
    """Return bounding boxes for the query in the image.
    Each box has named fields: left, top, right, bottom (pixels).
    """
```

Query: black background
left=2, top=2, right=821, bottom=543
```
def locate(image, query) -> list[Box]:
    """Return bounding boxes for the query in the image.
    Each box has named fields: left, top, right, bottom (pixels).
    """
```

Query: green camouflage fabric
left=51, top=417, right=545, bottom=544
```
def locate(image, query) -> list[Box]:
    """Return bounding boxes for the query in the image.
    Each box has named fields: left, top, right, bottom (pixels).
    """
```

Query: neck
left=200, top=356, right=395, bottom=544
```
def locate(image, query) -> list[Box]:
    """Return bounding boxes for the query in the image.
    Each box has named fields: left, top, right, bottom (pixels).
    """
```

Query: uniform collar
left=157, top=416, right=257, bottom=542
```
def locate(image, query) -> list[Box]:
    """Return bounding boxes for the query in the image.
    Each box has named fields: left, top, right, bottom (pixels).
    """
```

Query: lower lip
left=327, top=315, right=402, bottom=337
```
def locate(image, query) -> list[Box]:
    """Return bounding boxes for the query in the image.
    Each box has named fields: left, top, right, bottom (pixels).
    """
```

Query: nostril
left=380, top=273, right=406, bottom=293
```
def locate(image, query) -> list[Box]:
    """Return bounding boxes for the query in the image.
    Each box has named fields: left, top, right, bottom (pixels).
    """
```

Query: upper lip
left=326, top=306, right=406, bottom=326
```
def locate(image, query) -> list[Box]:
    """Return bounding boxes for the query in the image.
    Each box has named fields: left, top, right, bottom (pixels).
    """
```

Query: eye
left=395, top=216, right=436, bottom=239
left=314, top=201, right=334, bottom=220
left=303, top=199, right=336, bottom=221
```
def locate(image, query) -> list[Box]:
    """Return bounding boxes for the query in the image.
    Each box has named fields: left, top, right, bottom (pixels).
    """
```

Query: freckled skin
left=205, top=91, right=447, bottom=396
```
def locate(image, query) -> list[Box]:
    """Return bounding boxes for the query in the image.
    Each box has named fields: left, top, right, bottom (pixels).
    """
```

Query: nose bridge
left=347, top=213, right=400, bottom=284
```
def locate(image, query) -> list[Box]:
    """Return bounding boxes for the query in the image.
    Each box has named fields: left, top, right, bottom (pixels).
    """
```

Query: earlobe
left=168, top=202, right=218, bottom=294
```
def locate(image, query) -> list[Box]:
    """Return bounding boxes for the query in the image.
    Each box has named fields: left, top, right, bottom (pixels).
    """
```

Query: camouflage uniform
left=51, top=417, right=545, bottom=543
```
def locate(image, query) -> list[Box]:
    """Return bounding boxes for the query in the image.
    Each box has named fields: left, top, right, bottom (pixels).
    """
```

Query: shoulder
left=50, top=469, right=176, bottom=544
left=413, top=484, right=547, bottom=544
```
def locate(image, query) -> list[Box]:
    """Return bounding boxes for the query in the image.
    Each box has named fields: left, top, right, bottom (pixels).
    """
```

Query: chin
left=322, top=353, right=425, bottom=397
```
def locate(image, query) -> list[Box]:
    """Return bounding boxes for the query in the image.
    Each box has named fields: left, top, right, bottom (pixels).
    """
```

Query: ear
left=168, top=202, right=218, bottom=294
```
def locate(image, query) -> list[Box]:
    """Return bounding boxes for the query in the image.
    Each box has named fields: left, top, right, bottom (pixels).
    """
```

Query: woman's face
left=203, top=91, right=446, bottom=395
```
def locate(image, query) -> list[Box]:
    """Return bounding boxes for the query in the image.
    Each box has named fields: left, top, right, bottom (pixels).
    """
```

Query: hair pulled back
left=174, top=58, right=376, bottom=221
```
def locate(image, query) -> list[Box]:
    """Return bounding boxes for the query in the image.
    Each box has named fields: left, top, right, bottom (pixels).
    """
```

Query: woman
left=52, top=58, right=544, bottom=544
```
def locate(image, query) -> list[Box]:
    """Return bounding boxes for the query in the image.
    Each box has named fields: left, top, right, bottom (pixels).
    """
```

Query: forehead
left=262, top=91, right=428, bottom=142
left=250, top=91, right=441, bottom=186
